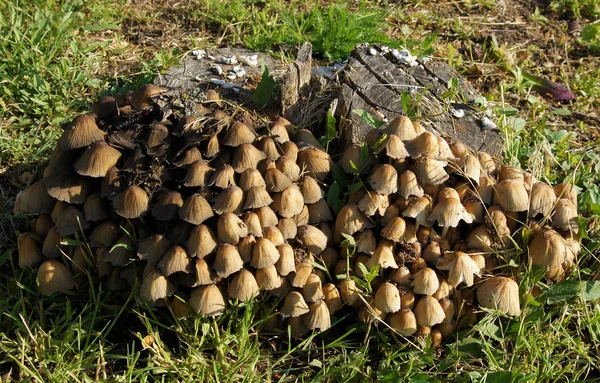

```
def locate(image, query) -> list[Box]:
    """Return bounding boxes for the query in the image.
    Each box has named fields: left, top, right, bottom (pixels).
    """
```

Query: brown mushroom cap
left=190, top=284, right=226, bottom=317
left=477, top=277, right=521, bottom=316
left=37, top=260, right=75, bottom=296
left=58, top=114, right=105, bottom=151
left=114, top=185, right=149, bottom=219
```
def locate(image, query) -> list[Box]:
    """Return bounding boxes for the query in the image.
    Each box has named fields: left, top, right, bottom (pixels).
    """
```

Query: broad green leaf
left=327, top=182, right=341, bottom=207
left=353, top=109, right=385, bottom=128
left=552, top=107, right=571, bottom=116
left=252, top=64, right=275, bottom=108
left=546, top=280, right=600, bottom=304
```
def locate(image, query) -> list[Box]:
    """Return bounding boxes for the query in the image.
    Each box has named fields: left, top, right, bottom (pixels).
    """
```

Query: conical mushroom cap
left=322, top=283, right=342, bottom=314
left=275, top=244, right=296, bottom=276
left=131, top=84, right=166, bottom=109
left=37, top=260, right=75, bottom=296
left=406, top=132, right=439, bottom=159
left=209, top=165, right=236, bottom=189
left=250, top=237, right=280, bottom=269
left=493, top=179, right=529, bottom=212
left=374, top=282, right=401, bottom=313
left=269, top=118, right=291, bottom=144
left=239, top=168, right=266, bottom=191
left=381, top=217, right=407, bottom=242
left=414, top=296, right=445, bottom=327
left=55, top=206, right=88, bottom=236
left=294, top=129, right=324, bottom=151
left=83, top=194, right=108, bottom=222
left=368, top=164, right=398, bottom=195
left=243, top=186, right=273, bottom=210
left=552, top=198, right=578, bottom=232
left=339, top=278, right=360, bottom=306
left=554, top=183, right=577, bottom=206
left=18, top=232, right=43, bottom=268
left=179, top=193, right=213, bottom=225
left=293, top=205, right=310, bottom=226
left=263, top=226, right=285, bottom=246
left=389, top=309, right=417, bottom=336
left=384, top=116, right=417, bottom=140
left=297, top=225, right=328, bottom=255
left=303, top=300, right=331, bottom=331
left=477, top=277, right=521, bottom=316
left=307, top=199, right=333, bottom=224
left=300, top=176, right=323, bottom=204
left=357, top=191, right=389, bottom=217
left=428, top=198, right=473, bottom=229
left=195, top=258, right=217, bottom=286
left=271, top=186, right=305, bottom=218
left=528, top=228, right=570, bottom=281
left=281, top=291, right=310, bottom=317
left=183, top=160, right=214, bottom=187
left=334, top=204, right=374, bottom=241
left=222, top=121, right=256, bottom=147
left=140, top=267, right=175, bottom=302
left=157, top=246, right=190, bottom=276
left=436, top=252, right=481, bottom=287
left=114, top=185, right=149, bottom=219
left=212, top=185, right=244, bottom=215
left=277, top=217, right=298, bottom=240
left=213, top=244, right=244, bottom=278
left=256, top=136, right=280, bottom=160
left=366, top=241, right=398, bottom=270
left=58, top=114, right=105, bottom=150
left=529, top=182, right=557, bottom=218
left=461, top=155, right=481, bottom=185
left=255, top=264, right=282, bottom=290
left=398, top=170, right=424, bottom=198
left=14, top=180, right=56, bottom=215
left=302, top=273, right=324, bottom=302
left=292, top=262, right=313, bottom=288
left=264, top=167, right=293, bottom=193
left=228, top=269, right=259, bottom=301
left=255, top=206, right=279, bottom=228
left=412, top=157, right=449, bottom=185
left=138, top=234, right=171, bottom=264
left=217, top=213, right=248, bottom=245
left=145, top=123, right=169, bottom=148
left=402, top=196, right=432, bottom=227
left=152, top=191, right=184, bottom=221
left=74, top=141, right=122, bottom=178
left=232, top=143, right=267, bottom=173
left=276, top=155, right=301, bottom=181
left=377, top=134, right=409, bottom=160
left=190, top=284, right=226, bottom=317
left=467, top=225, right=494, bottom=252
left=280, top=141, right=298, bottom=162
left=45, top=172, right=91, bottom=204
left=340, top=144, right=369, bottom=174
left=237, top=235, right=255, bottom=263
left=297, top=148, right=332, bottom=181
left=412, top=267, right=439, bottom=296
left=242, top=212, right=263, bottom=237
left=187, top=224, right=218, bottom=259
left=42, top=227, right=63, bottom=258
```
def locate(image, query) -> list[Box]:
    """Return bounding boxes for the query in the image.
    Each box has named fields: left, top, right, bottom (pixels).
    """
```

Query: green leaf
left=352, top=109, right=385, bottom=128
left=340, top=233, right=356, bottom=246
left=347, top=181, right=364, bottom=193
left=552, top=107, right=571, bottom=116
left=319, top=110, right=337, bottom=148
left=332, top=164, right=349, bottom=187
left=252, top=64, right=275, bottom=108
left=486, top=371, right=513, bottom=383
left=333, top=199, right=346, bottom=213
left=327, top=182, right=341, bottom=208
left=581, top=24, right=600, bottom=42
left=498, top=107, right=518, bottom=116
left=359, top=142, right=370, bottom=165
left=546, top=280, right=600, bottom=304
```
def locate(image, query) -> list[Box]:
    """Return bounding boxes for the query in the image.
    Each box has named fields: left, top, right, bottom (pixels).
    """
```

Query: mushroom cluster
left=15, top=87, right=581, bottom=344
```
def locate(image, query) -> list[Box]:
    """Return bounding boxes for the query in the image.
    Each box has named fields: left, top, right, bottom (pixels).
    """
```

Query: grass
left=1, top=0, right=600, bottom=381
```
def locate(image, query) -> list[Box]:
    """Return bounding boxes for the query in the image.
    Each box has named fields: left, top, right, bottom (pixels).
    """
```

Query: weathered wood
left=335, top=45, right=503, bottom=156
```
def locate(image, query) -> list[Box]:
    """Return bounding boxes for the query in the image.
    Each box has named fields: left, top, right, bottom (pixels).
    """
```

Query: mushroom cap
left=428, top=198, right=473, bottom=228
left=158, top=245, right=191, bottom=276
left=217, top=213, right=248, bottom=245
left=389, top=309, right=417, bottom=336
left=357, top=191, right=389, bottom=217
left=264, top=168, right=293, bottom=193
left=552, top=198, right=578, bottom=233
left=302, top=273, right=324, bottom=302
left=228, top=270, right=259, bottom=301
left=18, top=232, right=43, bottom=268
left=152, top=191, right=184, bottom=221
left=14, top=180, right=56, bottom=215
left=140, top=267, right=175, bottom=302
left=528, top=228, right=570, bottom=281
left=209, top=165, right=236, bottom=189
left=183, top=160, right=214, bottom=187
left=232, top=144, right=267, bottom=173
left=374, top=282, right=401, bottom=313
left=477, top=277, right=521, bottom=316
left=398, top=170, right=424, bottom=198
left=114, top=185, right=149, bottom=219
left=212, top=185, right=244, bottom=215
left=222, top=121, right=256, bottom=147
left=529, top=183, right=557, bottom=218
left=297, top=148, right=332, bottom=181
left=255, top=265, right=282, bottom=290
left=74, top=141, right=122, bottom=178
left=45, top=172, right=92, bottom=204
left=297, top=225, right=328, bottom=255
left=58, top=114, right=105, bottom=151
left=493, top=179, right=529, bottom=212
left=334, top=204, right=374, bottom=242
left=303, top=300, right=331, bottom=331
left=281, top=291, right=310, bottom=317
left=412, top=267, right=439, bottom=296
left=300, top=176, right=324, bottom=204
left=377, top=134, right=410, bottom=160
left=369, top=164, right=398, bottom=195
left=414, top=296, right=446, bottom=327
left=37, top=260, right=75, bottom=296
left=412, top=157, right=449, bottom=185
left=275, top=244, right=296, bottom=276
left=239, top=168, right=266, bottom=192
left=436, top=252, right=481, bottom=287
left=271, top=186, right=305, bottom=218
left=138, top=234, right=171, bottom=264
left=243, top=186, right=273, bottom=210
left=190, top=284, right=226, bottom=317
left=384, top=116, right=418, bottom=140
left=213, top=244, right=244, bottom=278
left=251, top=237, right=280, bottom=269
left=179, top=193, right=214, bottom=225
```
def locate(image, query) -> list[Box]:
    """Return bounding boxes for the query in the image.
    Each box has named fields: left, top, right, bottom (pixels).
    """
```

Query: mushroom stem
left=414, top=221, right=420, bottom=232
left=441, top=226, right=449, bottom=238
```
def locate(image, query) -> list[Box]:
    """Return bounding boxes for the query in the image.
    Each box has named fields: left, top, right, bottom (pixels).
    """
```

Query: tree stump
left=154, top=43, right=503, bottom=157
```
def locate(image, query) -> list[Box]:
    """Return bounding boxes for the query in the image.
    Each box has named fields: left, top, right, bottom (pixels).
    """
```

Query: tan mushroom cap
left=264, top=167, right=293, bottom=193
left=138, top=234, right=171, bottom=264
left=152, top=191, right=184, bottom=221
left=14, top=180, right=56, bottom=215
left=209, top=165, right=236, bottom=189
left=303, top=300, right=331, bottom=331
left=243, top=186, right=273, bottom=210
left=114, top=185, right=149, bottom=219
left=74, top=141, right=122, bottom=178
left=369, top=164, right=398, bottom=195
left=374, top=282, right=401, bottom=313
left=251, top=237, right=280, bottom=269
left=213, top=244, right=244, bottom=278
left=412, top=267, right=439, bottom=296
left=493, top=179, right=529, bottom=212
left=213, top=185, right=244, bottom=215
left=18, top=232, right=43, bottom=268
left=217, top=213, right=248, bottom=245
left=414, top=296, right=446, bottom=327
left=281, top=291, right=310, bottom=317
left=334, top=204, right=374, bottom=242
left=58, top=113, right=105, bottom=151
left=552, top=198, right=578, bottom=233
left=384, top=116, right=418, bottom=141
left=389, top=309, right=417, bottom=336
left=239, top=168, right=266, bottom=192
left=38, top=260, right=76, bottom=296
left=183, top=160, right=214, bottom=188
left=477, top=277, right=521, bottom=316
left=271, top=186, right=305, bottom=218
left=529, top=183, right=557, bottom=218
left=232, top=144, right=267, bottom=173
left=140, top=267, right=175, bottom=302
left=45, top=172, right=92, bottom=204
left=297, top=148, right=332, bottom=181
left=179, top=193, right=214, bottom=225
left=190, top=284, right=226, bottom=317
left=222, top=121, right=256, bottom=147
left=436, top=252, right=481, bottom=287
left=159, top=245, right=191, bottom=276
left=228, top=269, right=259, bottom=301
